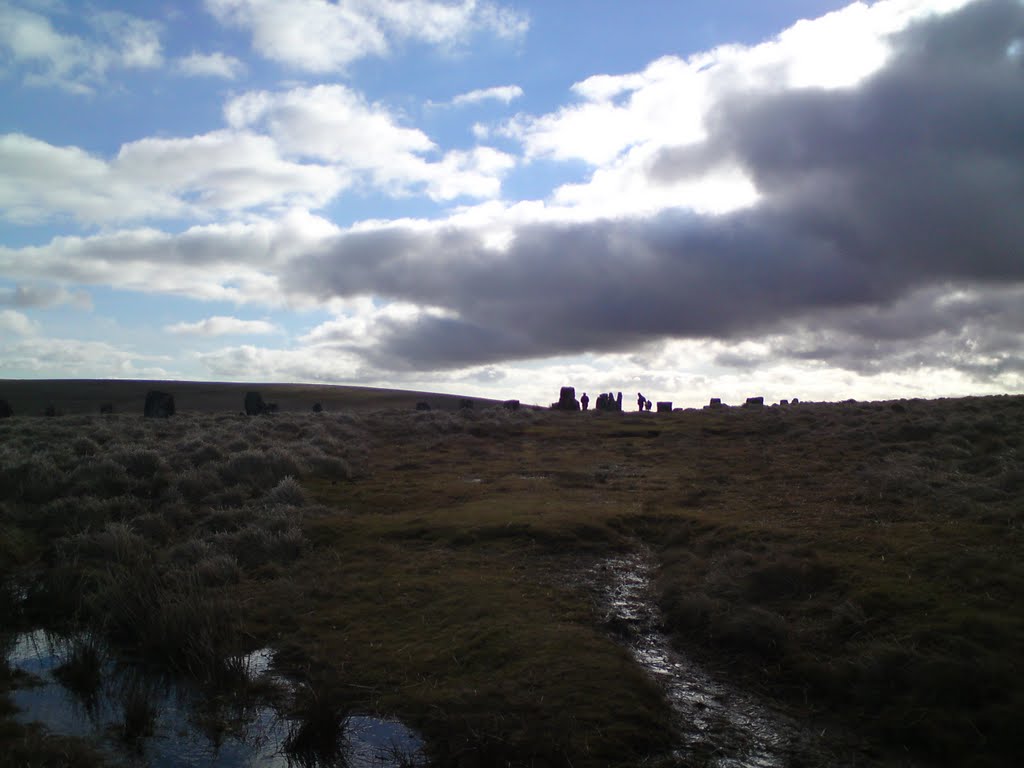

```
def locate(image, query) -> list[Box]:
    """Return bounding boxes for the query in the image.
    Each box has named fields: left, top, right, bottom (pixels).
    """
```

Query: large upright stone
left=144, top=390, right=175, bottom=418
left=656, top=401, right=672, bottom=413
left=245, top=391, right=266, bottom=415
left=745, top=396, right=764, bottom=407
left=0, top=399, right=12, bottom=418
left=552, top=386, right=580, bottom=411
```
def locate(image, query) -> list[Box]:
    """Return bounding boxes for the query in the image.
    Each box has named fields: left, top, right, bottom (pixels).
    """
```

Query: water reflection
left=5, top=630, right=426, bottom=767
left=591, top=554, right=810, bottom=768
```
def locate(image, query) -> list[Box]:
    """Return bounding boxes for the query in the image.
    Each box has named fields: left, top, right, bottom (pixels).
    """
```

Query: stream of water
left=591, top=552, right=833, bottom=767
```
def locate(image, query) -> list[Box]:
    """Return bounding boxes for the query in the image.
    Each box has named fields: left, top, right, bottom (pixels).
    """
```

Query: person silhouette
left=580, top=392, right=590, bottom=411
left=645, top=399, right=652, bottom=411
left=637, top=392, right=645, bottom=412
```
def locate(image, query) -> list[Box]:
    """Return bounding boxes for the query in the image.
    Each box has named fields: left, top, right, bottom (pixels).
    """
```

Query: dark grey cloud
left=0, top=283, right=91, bottom=309
left=285, top=0, right=1024, bottom=377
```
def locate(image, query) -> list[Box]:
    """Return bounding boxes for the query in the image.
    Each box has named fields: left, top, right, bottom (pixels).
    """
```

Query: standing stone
left=779, top=399, right=789, bottom=406
left=415, top=402, right=432, bottom=411
left=312, top=402, right=323, bottom=413
left=552, top=386, right=580, bottom=411
left=709, top=398, right=722, bottom=407
left=144, top=390, right=175, bottom=418
left=503, top=399, right=520, bottom=411
left=656, top=401, right=672, bottom=413
left=0, top=399, right=12, bottom=418
left=460, top=399, right=474, bottom=409
left=244, top=391, right=266, bottom=415
left=745, top=396, right=764, bottom=407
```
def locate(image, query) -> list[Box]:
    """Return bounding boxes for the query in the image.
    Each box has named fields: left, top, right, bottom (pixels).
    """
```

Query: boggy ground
left=1, top=389, right=1022, bottom=767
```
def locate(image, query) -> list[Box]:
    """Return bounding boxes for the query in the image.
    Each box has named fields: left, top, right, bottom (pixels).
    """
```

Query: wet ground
left=4, top=630, right=425, bottom=767
left=587, top=551, right=854, bottom=767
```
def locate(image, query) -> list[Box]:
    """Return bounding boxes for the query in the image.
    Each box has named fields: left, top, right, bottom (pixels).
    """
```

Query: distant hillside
left=0, top=379, right=505, bottom=416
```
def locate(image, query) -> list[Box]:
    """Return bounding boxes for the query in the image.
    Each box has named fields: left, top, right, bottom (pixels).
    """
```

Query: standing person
left=580, top=392, right=590, bottom=411
left=645, top=399, right=653, bottom=411
left=637, top=392, right=645, bottom=412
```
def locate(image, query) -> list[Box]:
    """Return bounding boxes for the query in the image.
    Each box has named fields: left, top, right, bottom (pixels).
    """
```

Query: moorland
left=1, top=380, right=1021, bottom=767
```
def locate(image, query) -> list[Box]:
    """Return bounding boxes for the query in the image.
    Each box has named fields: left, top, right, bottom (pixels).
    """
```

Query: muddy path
left=584, top=550, right=865, bottom=767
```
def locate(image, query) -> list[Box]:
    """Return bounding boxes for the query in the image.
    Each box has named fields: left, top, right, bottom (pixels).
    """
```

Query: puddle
left=590, top=553, right=826, bottom=767
left=4, top=630, right=426, bottom=767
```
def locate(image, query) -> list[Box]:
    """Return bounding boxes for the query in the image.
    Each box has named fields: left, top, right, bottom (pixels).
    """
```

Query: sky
left=1, top=0, right=1022, bottom=408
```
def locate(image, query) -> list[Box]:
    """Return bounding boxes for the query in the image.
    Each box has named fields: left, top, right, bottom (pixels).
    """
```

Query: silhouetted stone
left=551, top=386, right=580, bottom=411
left=144, top=390, right=175, bottom=418
left=415, top=402, right=431, bottom=411
left=778, top=399, right=789, bottom=406
left=709, top=398, right=722, bottom=407
left=0, top=399, right=12, bottom=418
left=312, top=402, right=323, bottom=413
left=244, top=391, right=266, bottom=415
left=44, top=404, right=57, bottom=417
left=745, top=396, right=764, bottom=407
left=460, top=399, right=474, bottom=409
left=656, top=401, right=672, bottom=413
left=100, top=403, right=114, bottom=414
left=503, top=399, right=520, bottom=411
left=791, top=398, right=799, bottom=404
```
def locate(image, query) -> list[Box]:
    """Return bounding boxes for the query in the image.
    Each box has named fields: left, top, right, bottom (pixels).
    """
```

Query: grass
left=0, top=387, right=1021, bottom=766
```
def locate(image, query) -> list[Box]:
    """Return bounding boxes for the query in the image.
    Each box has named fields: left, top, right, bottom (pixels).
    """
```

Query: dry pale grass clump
left=217, top=448, right=307, bottom=491
left=265, top=475, right=305, bottom=507
left=0, top=407, right=363, bottom=700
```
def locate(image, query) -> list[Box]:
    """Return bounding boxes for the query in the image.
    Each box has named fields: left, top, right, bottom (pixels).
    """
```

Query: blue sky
left=1, top=0, right=1022, bottom=407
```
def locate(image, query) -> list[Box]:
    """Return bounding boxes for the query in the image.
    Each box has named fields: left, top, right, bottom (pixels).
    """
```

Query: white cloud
left=167, top=316, right=279, bottom=336
left=0, top=336, right=172, bottom=379
left=176, top=51, right=245, bottom=79
left=0, top=210, right=338, bottom=304
left=498, top=0, right=976, bottom=218
left=205, top=0, right=527, bottom=72
left=225, top=85, right=514, bottom=200
left=0, top=130, right=347, bottom=224
left=0, top=309, right=37, bottom=336
left=0, top=3, right=162, bottom=92
left=451, top=84, right=522, bottom=106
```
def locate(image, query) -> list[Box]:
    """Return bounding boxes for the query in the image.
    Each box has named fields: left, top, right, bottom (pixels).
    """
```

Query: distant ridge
left=0, top=379, right=505, bottom=415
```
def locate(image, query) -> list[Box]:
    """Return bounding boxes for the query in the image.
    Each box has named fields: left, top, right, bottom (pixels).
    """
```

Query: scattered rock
left=144, top=391, right=175, bottom=418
